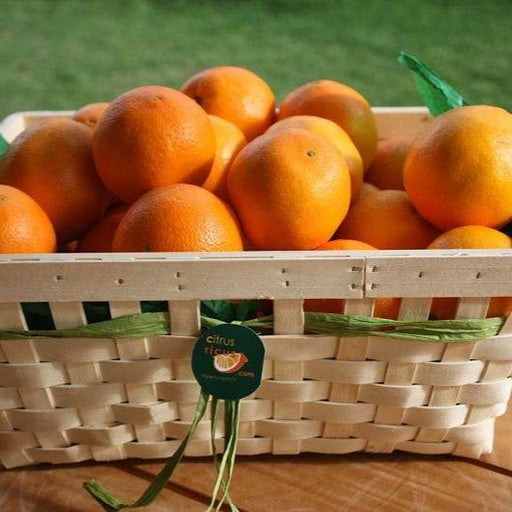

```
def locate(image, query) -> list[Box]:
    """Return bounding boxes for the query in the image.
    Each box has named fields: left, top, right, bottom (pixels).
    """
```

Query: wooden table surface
left=2, top=408, right=512, bottom=512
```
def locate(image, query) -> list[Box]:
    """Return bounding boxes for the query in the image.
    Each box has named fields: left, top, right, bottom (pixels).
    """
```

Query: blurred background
left=0, top=0, right=510, bottom=119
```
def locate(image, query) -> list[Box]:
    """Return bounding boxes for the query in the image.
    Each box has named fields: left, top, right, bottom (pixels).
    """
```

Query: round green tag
left=191, top=323, right=265, bottom=400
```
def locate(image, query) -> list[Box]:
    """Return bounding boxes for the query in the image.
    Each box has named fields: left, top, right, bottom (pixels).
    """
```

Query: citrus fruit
left=93, top=86, right=215, bottom=203
left=266, top=115, right=363, bottom=199
left=213, top=352, right=248, bottom=373
left=356, top=182, right=379, bottom=200
left=113, top=183, right=244, bottom=252
left=278, top=80, right=378, bottom=168
left=0, top=119, right=110, bottom=242
left=315, top=239, right=375, bottom=250
left=202, top=115, right=247, bottom=202
left=303, top=239, right=401, bottom=319
left=228, top=128, right=351, bottom=250
left=428, top=225, right=512, bottom=250
left=365, top=135, right=413, bottom=190
left=336, top=190, right=440, bottom=249
left=181, top=66, right=275, bottom=140
left=0, top=184, right=56, bottom=253
left=76, top=206, right=128, bottom=252
left=404, top=105, right=512, bottom=230
left=73, top=102, right=109, bottom=129
left=428, top=226, right=512, bottom=319
left=60, top=240, right=78, bottom=253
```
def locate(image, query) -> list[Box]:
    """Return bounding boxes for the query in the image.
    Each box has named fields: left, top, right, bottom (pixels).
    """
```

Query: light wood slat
left=109, top=301, right=141, bottom=318
left=169, top=300, right=200, bottom=336
left=0, top=112, right=27, bottom=142
left=49, top=302, right=87, bottom=329
left=397, top=297, right=432, bottom=321
left=273, top=299, right=304, bottom=335
left=0, top=303, right=27, bottom=329
left=455, top=297, right=490, bottom=319
left=373, top=106, right=432, bottom=137
left=1, top=107, right=430, bottom=141
left=0, top=257, right=365, bottom=301
left=498, top=312, right=512, bottom=335
left=366, top=253, right=512, bottom=297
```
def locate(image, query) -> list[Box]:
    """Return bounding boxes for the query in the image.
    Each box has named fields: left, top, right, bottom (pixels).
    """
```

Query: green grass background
left=0, top=0, right=511, bottom=119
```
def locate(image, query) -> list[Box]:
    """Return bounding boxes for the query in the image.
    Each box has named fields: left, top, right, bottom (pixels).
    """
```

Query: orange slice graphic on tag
left=214, top=352, right=248, bottom=373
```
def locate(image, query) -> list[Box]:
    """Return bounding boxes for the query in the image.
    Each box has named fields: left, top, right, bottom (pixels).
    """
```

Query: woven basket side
left=1, top=292, right=511, bottom=468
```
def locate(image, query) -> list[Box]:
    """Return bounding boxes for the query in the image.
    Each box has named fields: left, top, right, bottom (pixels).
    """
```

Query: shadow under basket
left=0, top=108, right=511, bottom=469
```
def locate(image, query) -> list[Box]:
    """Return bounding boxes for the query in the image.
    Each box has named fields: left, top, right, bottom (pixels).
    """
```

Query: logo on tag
left=192, top=323, right=265, bottom=400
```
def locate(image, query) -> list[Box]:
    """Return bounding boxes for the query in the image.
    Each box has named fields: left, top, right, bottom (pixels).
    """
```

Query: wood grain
left=0, top=461, right=203, bottom=512
left=481, top=403, right=512, bottom=472
left=142, top=452, right=512, bottom=512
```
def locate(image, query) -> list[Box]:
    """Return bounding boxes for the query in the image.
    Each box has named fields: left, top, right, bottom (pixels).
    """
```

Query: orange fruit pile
left=1, top=65, right=512, bottom=322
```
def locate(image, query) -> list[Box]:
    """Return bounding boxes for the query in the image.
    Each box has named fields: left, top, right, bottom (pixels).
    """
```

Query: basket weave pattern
left=0, top=296, right=511, bottom=469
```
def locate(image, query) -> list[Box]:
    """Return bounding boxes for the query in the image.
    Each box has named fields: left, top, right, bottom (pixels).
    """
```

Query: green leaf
left=0, top=133, right=8, bottom=162
left=398, top=50, right=469, bottom=116
left=201, top=300, right=236, bottom=323
left=234, top=300, right=262, bottom=321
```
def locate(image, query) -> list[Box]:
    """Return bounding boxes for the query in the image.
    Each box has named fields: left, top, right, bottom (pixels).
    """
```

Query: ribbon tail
left=84, top=389, right=210, bottom=510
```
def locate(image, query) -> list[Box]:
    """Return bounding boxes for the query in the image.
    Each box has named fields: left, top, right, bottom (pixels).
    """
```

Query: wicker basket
left=0, top=107, right=511, bottom=469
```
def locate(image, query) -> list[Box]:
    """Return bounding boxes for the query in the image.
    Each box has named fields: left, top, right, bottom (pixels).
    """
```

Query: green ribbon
left=84, top=390, right=241, bottom=511
left=0, top=311, right=503, bottom=343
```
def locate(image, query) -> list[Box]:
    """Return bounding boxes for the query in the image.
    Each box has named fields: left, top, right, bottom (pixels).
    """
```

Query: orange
left=73, top=102, right=109, bottom=129
left=315, top=239, right=375, bottom=250
left=113, top=183, right=243, bottom=252
left=303, top=239, right=401, bottom=319
left=202, top=115, right=247, bottom=202
left=336, top=190, right=440, bottom=249
left=0, top=185, right=56, bottom=253
left=60, top=240, right=78, bottom=253
left=228, top=129, right=351, bottom=250
left=428, top=225, right=512, bottom=250
left=76, top=206, right=128, bottom=252
left=181, top=66, right=275, bottom=140
left=93, top=86, right=215, bottom=203
left=404, top=105, right=512, bottom=231
left=266, top=115, right=363, bottom=199
left=0, top=119, right=110, bottom=242
left=278, top=80, right=378, bottom=168
left=356, top=182, right=379, bottom=200
left=365, top=135, right=413, bottom=190
left=428, top=226, right=512, bottom=319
